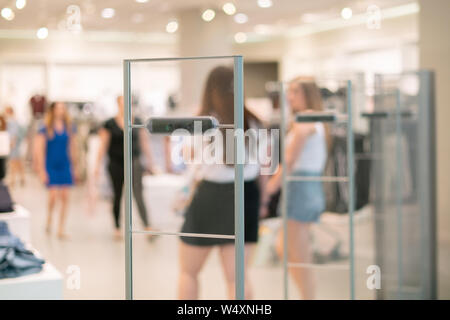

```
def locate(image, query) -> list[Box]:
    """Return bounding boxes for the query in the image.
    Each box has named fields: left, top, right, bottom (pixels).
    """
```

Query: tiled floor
left=7, top=172, right=450, bottom=300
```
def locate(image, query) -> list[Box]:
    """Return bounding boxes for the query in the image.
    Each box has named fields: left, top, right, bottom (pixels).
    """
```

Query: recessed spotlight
left=16, top=0, right=26, bottom=10
left=234, top=32, right=247, bottom=43
left=1, top=8, right=15, bottom=21
left=135, top=0, right=149, bottom=3
left=202, top=9, right=215, bottom=22
left=223, top=3, right=236, bottom=15
left=341, top=7, right=352, bottom=20
left=234, top=13, right=248, bottom=24
left=257, top=0, right=273, bottom=8
left=37, top=27, right=49, bottom=39
left=101, top=8, right=115, bottom=19
left=166, top=20, right=178, bottom=33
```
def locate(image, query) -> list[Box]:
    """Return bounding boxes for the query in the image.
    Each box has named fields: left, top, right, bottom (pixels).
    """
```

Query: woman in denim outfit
left=265, top=77, right=330, bottom=299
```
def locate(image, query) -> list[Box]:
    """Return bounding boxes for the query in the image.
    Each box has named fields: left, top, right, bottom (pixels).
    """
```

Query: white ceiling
left=0, top=0, right=415, bottom=34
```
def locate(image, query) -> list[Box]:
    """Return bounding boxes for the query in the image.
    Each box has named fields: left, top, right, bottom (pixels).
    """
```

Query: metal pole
left=347, top=80, right=355, bottom=300
left=395, top=89, right=404, bottom=299
left=280, top=82, right=289, bottom=300
left=123, top=60, right=133, bottom=300
left=233, top=56, right=245, bottom=300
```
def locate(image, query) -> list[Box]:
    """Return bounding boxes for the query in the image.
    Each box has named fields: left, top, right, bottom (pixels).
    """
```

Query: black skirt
left=180, top=179, right=260, bottom=246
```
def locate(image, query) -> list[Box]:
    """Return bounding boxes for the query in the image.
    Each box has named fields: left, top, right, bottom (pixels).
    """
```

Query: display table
left=0, top=205, right=63, bottom=300
left=0, top=262, right=63, bottom=300
left=0, top=205, right=31, bottom=243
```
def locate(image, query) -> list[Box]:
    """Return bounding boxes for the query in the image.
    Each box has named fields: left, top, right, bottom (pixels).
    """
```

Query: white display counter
left=0, top=262, right=63, bottom=300
left=0, top=206, right=63, bottom=299
left=0, top=205, right=31, bottom=243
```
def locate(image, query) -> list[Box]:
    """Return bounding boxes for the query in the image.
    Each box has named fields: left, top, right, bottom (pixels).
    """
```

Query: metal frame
left=366, top=71, right=436, bottom=299
left=279, top=79, right=355, bottom=300
left=123, top=55, right=245, bottom=300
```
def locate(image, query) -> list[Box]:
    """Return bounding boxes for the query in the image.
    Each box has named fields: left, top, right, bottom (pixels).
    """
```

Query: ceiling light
left=257, top=0, right=273, bottom=8
left=341, top=7, right=352, bottom=20
left=166, top=20, right=178, bottom=33
left=135, top=0, right=149, bottom=3
left=234, top=13, right=248, bottom=24
left=36, top=27, right=49, bottom=39
left=234, top=32, right=247, bottom=43
left=223, top=3, right=236, bottom=15
left=101, top=8, right=115, bottom=19
left=16, top=0, right=26, bottom=10
left=202, top=9, right=215, bottom=22
left=1, top=7, right=15, bottom=21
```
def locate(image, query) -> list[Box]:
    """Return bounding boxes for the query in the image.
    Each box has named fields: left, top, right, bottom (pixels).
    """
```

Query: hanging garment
left=382, top=134, right=413, bottom=202
left=29, top=95, right=46, bottom=118
left=0, top=222, right=45, bottom=279
left=324, top=132, right=371, bottom=213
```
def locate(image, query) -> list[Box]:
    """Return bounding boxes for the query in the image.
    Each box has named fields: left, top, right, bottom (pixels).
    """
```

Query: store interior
left=0, top=0, right=449, bottom=300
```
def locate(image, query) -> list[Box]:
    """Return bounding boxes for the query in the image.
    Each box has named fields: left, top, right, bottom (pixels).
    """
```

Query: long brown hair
left=199, top=65, right=258, bottom=129
left=290, top=76, right=332, bottom=151
left=44, top=102, right=71, bottom=139
left=0, top=115, right=6, bottom=131
left=198, top=65, right=260, bottom=164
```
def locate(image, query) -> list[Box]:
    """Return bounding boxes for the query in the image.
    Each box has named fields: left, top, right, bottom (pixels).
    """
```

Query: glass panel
left=286, top=265, right=350, bottom=300
left=276, top=77, right=357, bottom=300
left=133, top=235, right=237, bottom=300
left=363, top=71, right=436, bottom=299
left=127, top=57, right=238, bottom=238
left=126, top=56, right=248, bottom=300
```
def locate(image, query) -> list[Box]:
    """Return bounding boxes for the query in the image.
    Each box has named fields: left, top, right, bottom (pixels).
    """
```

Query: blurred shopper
left=35, top=102, right=78, bottom=239
left=265, top=77, right=330, bottom=300
left=4, top=106, right=26, bottom=188
left=95, top=96, right=156, bottom=241
left=178, top=66, right=262, bottom=300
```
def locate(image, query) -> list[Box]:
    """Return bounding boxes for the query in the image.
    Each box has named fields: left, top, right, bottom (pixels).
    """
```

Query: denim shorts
left=286, top=171, right=325, bottom=223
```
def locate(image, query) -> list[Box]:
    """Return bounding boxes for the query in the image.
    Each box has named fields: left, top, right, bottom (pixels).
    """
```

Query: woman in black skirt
left=177, top=66, right=263, bottom=299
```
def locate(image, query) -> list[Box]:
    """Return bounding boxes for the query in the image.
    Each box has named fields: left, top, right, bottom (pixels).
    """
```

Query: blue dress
left=39, top=126, right=73, bottom=187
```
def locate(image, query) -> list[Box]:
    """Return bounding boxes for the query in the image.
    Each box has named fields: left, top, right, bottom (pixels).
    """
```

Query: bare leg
left=46, top=188, right=58, bottom=233
left=8, top=160, right=17, bottom=188
left=276, top=220, right=315, bottom=300
left=57, top=187, right=70, bottom=239
left=17, top=159, right=25, bottom=186
left=219, top=244, right=254, bottom=300
left=177, top=241, right=212, bottom=299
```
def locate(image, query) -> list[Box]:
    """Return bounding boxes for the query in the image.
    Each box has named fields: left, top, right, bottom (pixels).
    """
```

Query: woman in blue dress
left=35, top=102, right=78, bottom=239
